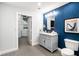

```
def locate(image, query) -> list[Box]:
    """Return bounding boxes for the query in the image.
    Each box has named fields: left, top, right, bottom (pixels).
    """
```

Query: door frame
left=16, top=12, right=32, bottom=48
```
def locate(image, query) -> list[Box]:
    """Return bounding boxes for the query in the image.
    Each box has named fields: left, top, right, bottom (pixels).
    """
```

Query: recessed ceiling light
left=38, top=2, right=41, bottom=6
left=37, top=2, right=42, bottom=10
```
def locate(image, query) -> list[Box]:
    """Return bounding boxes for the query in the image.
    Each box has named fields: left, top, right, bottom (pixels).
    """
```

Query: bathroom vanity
left=39, top=32, right=58, bottom=52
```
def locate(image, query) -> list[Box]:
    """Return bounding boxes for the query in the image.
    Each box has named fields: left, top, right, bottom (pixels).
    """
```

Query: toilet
left=61, top=39, right=79, bottom=56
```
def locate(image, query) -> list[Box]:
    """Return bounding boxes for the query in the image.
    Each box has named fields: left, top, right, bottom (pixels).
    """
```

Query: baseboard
left=32, top=40, right=39, bottom=46
left=0, top=48, right=18, bottom=55
left=32, top=41, right=39, bottom=46
left=28, top=40, right=32, bottom=46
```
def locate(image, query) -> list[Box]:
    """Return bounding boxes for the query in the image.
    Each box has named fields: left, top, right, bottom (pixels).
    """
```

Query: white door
left=28, top=17, right=32, bottom=43
left=18, top=14, right=22, bottom=38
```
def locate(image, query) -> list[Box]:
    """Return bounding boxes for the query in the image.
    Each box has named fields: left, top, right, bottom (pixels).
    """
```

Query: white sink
left=40, top=31, right=58, bottom=36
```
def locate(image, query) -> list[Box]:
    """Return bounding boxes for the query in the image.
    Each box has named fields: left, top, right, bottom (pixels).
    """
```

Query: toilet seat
left=61, top=48, right=74, bottom=56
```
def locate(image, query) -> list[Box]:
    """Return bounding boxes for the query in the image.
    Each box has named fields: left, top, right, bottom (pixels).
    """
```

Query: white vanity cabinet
left=39, top=32, right=58, bottom=52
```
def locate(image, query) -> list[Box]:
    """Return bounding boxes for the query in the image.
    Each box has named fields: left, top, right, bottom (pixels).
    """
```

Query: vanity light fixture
left=45, top=12, right=53, bottom=18
left=53, top=11, right=59, bottom=16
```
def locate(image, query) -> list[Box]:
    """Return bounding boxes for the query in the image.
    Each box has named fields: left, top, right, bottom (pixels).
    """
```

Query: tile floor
left=2, top=37, right=61, bottom=56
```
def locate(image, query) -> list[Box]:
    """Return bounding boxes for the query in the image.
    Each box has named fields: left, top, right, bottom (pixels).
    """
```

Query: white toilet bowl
left=61, top=48, right=74, bottom=56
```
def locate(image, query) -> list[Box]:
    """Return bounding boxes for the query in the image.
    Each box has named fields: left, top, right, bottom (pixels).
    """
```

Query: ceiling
left=1, top=2, right=68, bottom=11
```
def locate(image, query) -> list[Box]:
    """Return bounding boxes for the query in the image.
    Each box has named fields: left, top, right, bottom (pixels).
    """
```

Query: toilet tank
left=65, top=39, right=79, bottom=51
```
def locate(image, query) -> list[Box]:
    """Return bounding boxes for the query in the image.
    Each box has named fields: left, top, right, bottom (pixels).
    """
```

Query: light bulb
left=53, top=11, right=59, bottom=16
left=38, top=2, right=41, bottom=6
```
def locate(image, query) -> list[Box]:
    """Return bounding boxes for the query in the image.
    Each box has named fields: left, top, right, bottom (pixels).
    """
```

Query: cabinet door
left=39, top=35, right=45, bottom=46
left=51, top=36, right=58, bottom=51
left=52, top=35, right=58, bottom=42
left=51, top=41, right=58, bottom=51
left=45, top=39, right=52, bottom=51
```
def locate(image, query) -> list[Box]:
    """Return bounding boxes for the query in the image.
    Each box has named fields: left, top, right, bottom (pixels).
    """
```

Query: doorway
left=18, top=13, right=32, bottom=48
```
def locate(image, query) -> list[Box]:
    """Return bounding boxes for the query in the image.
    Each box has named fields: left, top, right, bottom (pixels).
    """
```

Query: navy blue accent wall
left=43, top=2, right=79, bottom=48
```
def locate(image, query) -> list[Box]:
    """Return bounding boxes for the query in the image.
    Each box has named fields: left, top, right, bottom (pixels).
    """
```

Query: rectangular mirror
left=45, top=12, right=55, bottom=31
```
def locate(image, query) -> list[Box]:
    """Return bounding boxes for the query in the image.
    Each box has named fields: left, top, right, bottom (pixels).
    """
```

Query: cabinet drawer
left=51, top=36, right=58, bottom=41
left=40, top=34, right=46, bottom=39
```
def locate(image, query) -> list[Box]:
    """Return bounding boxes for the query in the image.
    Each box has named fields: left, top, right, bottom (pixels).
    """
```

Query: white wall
left=32, top=12, right=43, bottom=45
left=0, top=4, right=18, bottom=50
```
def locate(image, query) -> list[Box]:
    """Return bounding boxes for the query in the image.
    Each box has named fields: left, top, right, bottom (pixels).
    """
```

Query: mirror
left=45, top=12, right=55, bottom=31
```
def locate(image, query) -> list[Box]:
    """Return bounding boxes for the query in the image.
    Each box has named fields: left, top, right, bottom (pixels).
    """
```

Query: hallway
left=2, top=37, right=61, bottom=56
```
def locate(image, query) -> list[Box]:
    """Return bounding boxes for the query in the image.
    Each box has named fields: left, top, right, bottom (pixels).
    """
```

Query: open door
left=28, top=17, right=32, bottom=45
